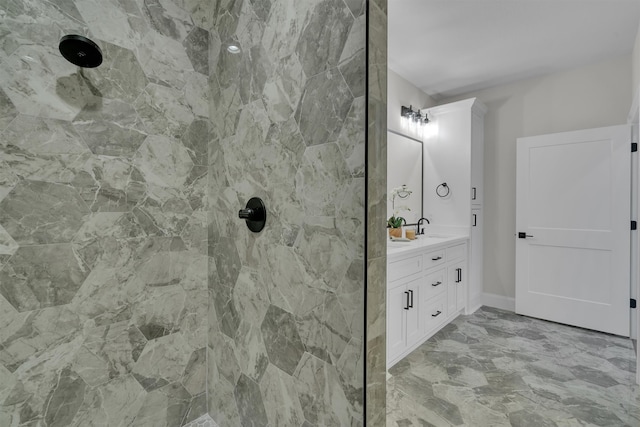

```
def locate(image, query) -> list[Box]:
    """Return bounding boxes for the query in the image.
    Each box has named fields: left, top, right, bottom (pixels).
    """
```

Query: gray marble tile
left=207, top=347, right=241, bottom=426
left=0, top=89, right=18, bottom=131
left=73, top=98, right=148, bottom=156
left=1, top=114, right=90, bottom=155
left=182, top=347, right=207, bottom=396
left=140, top=0, right=195, bottom=42
left=74, top=0, right=148, bottom=52
left=294, top=70, right=353, bottom=147
left=184, top=26, right=210, bottom=75
left=259, top=363, right=305, bottom=426
left=0, top=45, right=94, bottom=121
left=295, top=0, right=353, bottom=77
left=73, top=321, right=147, bottom=386
left=134, top=83, right=196, bottom=139
left=261, top=304, right=305, bottom=376
left=0, top=244, right=89, bottom=312
left=337, top=96, right=366, bottom=177
left=295, top=143, right=351, bottom=216
left=338, top=14, right=366, bottom=97
left=388, top=307, right=640, bottom=427
left=294, top=352, right=353, bottom=425
left=133, top=382, right=192, bottom=427
left=133, top=333, right=193, bottom=391
left=70, top=375, right=147, bottom=427
left=82, top=40, right=149, bottom=103
left=138, top=31, right=195, bottom=89
left=294, top=216, right=352, bottom=290
left=234, top=373, right=269, bottom=427
left=73, top=157, right=147, bottom=212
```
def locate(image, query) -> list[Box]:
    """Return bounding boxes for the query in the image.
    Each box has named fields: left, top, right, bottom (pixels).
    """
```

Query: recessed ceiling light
left=226, top=44, right=241, bottom=54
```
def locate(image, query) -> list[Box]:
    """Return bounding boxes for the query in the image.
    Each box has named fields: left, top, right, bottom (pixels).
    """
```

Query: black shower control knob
left=238, top=208, right=255, bottom=219
left=239, top=197, right=266, bottom=233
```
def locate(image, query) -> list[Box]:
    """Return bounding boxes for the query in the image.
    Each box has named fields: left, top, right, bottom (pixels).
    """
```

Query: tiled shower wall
left=366, top=0, right=388, bottom=425
left=207, top=0, right=368, bottom=425
left=0, top=0, right=210, bottom=425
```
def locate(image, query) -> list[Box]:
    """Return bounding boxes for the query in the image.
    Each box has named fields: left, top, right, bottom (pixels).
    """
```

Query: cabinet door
left=387, top=285, right=408, bottom=362
left=447, top=264, right=457, bottom=315
left=455, top=260, right=467, bottom=311
left=470, top=208, right=483, bottom=309
left=448, top=261, right=466, bottom=314
left=471, top=111, right=484, bottom=206
left=405, top=278, right=422, bottom=346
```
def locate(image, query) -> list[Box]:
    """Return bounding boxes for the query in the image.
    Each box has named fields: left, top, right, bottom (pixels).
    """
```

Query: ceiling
left=388, top=0, right=640, bottom=100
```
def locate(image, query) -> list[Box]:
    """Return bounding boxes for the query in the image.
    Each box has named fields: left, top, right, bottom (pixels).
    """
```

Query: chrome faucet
left=416, top=217, right=430, bottom=235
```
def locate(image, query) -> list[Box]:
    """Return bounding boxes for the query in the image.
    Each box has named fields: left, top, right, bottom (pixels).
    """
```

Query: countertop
left=387, top=234, right=469, bottom=261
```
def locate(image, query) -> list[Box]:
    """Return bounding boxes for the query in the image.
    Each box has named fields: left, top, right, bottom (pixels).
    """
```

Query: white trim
left=481, top=292, right=515, bottom=312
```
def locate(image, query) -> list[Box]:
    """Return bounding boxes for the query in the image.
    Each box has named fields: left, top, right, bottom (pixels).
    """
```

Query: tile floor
left=387, top=307, right=640, bottom=426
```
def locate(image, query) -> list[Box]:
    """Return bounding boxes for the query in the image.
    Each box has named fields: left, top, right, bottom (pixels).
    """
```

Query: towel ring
left=436, top=183, right=450, bottom=198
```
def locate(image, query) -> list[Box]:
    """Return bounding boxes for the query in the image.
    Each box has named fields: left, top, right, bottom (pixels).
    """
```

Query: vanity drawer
left=446, top=243, right=466, bottom=261
left=422, top=294, right=447, bottom=332
left=388, top=255, right=422, bottom=283
left=422, top=268, right=446, bottom=300
left=423, top=249, right=445, bottom=270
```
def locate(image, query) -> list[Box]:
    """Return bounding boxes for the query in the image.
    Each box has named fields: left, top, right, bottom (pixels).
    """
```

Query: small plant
left=387, top=215, right=405, bottom=228
left=388, top=184, right=412, bottom=228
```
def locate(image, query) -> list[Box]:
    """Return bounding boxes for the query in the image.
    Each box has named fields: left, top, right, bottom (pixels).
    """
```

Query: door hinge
left=632, top=221, right=637, bottom=231
left=633, top=142, right=638, bottom=152
left=631, top=299, right=637, bottom=309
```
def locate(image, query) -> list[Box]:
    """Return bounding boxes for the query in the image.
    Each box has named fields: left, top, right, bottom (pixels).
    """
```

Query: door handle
left=432, top=281, right=442, bottom=287
left=518, top=232, right=534, bottom=239
left=404, top=291, right=410, bottom=310
left=431, top=310, right=442, bottom=318
left=472, top=187, right=476, bottom=200
left=472, top=214, right=477, bottom=227
left=408, top=289, right=414, bottom=308
left=455, top=268, right=462, bottom=283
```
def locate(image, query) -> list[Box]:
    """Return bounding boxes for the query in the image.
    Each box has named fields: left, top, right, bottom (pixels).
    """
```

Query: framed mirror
left=387, top=130, right=423, bottom=225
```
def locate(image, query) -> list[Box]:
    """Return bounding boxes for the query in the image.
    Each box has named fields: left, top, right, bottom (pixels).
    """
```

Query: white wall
left=442, top=55, right=633, bottom=298
left=387, top=68, right=436, bottom=138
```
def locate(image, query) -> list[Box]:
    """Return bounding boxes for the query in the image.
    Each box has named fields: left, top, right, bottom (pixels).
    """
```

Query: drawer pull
left=431, top=310, right=442, bottom=318
left=431, top=281, right=442, bottom=287
left=431, top=256, right=442, bottom=261
left=404, top=291, right=410, bottom=310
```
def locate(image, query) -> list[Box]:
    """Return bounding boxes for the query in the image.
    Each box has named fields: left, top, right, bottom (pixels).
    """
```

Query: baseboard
left=481, top=292, right=515, bottom=312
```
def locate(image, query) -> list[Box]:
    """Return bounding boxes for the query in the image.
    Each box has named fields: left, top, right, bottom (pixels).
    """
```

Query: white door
left=516, top=125, right=631, bottom=336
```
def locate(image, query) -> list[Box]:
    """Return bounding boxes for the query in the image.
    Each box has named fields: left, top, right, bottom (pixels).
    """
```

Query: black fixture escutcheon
left=239, top=197, right=266, bottom=233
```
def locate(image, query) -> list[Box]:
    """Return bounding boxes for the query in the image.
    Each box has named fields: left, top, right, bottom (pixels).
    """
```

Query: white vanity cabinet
left=387, top=239, right=468, bottom=368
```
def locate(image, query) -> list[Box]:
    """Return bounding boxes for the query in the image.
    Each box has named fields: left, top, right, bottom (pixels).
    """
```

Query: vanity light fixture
left=401, top=105, right=429, bottom=125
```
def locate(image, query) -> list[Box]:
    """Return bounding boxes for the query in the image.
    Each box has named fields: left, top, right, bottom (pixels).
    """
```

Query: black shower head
left=59, top=35, right=103, bottom=68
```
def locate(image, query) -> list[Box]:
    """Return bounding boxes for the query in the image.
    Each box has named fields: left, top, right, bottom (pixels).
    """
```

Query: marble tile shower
left=0, top=0, right=210, bottom=425
left=0, top=0, right=378, bottom=426
left=207, top=0, right=369, bottom=425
